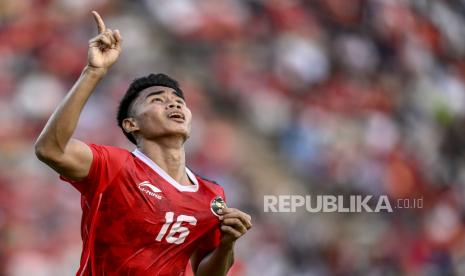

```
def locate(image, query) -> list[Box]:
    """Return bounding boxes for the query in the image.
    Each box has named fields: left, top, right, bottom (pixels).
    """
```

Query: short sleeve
left=60, top=144, right=128, bottom=199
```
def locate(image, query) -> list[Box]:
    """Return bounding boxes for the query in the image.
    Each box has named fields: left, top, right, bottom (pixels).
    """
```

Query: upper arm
left=37, top=138, right=93, bottom=181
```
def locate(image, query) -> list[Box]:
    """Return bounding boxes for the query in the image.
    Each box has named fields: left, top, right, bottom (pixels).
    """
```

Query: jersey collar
left=132, top=148, right=199, bottom=192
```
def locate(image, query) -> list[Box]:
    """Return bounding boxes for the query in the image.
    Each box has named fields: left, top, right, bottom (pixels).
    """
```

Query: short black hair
left=117, top=73, right=185, bottom=145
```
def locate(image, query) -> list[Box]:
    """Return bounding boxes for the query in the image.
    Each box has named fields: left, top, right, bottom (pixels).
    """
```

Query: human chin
left=161, top=121, right=188, bottom=136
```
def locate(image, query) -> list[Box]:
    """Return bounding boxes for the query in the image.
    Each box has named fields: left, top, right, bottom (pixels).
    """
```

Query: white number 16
left=156, top=212, right=197, bottom=244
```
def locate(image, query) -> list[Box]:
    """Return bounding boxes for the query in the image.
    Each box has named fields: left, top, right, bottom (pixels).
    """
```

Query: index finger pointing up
left=91, top=11, right=105, bottom=34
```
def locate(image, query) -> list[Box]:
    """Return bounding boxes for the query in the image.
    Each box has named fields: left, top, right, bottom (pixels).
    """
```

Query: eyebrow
left=144, top=90, right=184, bottom=101
left=145, top=90, right=165, bottom=99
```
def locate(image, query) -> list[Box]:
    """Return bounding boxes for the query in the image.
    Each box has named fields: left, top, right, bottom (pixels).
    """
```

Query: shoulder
left=196, top=174, right=222, bottom=187
left=190, top=171, right=221, bottom=187
left=89, top=143, right=131, bottom=154
left=88, top=143, right=132, bottom=163
left=189, top=170, right=228, bottom=200
left=194, top=173, right=225, bottom=192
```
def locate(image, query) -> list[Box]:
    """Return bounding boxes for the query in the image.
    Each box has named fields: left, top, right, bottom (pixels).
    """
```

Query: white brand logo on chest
left=138, top=181, right=163, bottom=199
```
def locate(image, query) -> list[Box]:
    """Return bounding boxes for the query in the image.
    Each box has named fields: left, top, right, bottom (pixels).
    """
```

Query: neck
left=137, top=137, right=191, bottom=186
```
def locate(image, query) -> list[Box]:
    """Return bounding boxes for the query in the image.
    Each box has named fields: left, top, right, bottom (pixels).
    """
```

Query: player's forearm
left=196, top=242, right=234, bottom=276
left=35, top=66, right=106, bottom=158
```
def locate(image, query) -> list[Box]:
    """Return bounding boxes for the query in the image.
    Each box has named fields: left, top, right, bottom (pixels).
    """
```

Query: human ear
left=122, top=117, right=139, bottom=134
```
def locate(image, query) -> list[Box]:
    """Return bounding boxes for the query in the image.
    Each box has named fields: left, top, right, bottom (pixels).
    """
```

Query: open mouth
left=167, top=111, right=185, bottom=122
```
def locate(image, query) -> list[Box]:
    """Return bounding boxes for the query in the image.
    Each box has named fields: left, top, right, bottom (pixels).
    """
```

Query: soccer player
left=34, top=11, right=252, bottom=275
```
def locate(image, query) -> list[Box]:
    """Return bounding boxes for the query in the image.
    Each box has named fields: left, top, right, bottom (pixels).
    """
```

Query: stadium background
left=1, top=0, right=465, bottom=275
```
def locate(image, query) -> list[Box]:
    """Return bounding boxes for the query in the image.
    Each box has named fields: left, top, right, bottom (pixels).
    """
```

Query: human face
left=127, top=86, right=192, bottom=142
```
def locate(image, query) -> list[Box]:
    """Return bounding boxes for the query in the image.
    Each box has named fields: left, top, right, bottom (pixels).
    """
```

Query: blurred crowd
left=2, top=0, right=465, bottom=275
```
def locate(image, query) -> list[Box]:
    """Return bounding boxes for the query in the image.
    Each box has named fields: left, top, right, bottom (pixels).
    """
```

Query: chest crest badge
left=210, top=196, right=227, bottom=217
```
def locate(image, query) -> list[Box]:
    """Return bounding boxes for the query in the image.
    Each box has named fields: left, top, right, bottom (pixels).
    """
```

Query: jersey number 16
left=156, top=212, right=197, bottom=244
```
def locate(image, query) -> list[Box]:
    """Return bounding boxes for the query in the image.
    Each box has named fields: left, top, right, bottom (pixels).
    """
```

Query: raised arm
left=34, top=11, right=122, bottom=181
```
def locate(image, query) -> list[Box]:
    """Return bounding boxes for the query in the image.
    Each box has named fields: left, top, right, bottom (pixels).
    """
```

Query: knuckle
left=227, top=219, right=239, bottom=227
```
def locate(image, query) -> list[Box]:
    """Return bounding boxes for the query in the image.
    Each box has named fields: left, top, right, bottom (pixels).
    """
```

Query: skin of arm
left=191, top=208, right=252, bottom=276
left=34, top=11, right=122, bottom=181
left=192, top=242, right=235, bottom=276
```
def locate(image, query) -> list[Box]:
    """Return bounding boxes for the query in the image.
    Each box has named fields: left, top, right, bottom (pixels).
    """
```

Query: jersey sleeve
left=60, top=143, right=128, bottom=199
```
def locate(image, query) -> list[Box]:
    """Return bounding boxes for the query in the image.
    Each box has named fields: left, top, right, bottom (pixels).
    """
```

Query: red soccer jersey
left=61, top=144, right=226, bottom=275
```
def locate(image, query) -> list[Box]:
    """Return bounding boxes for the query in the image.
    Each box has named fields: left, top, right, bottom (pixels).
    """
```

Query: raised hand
left=87, top=11, right=122, bottom=70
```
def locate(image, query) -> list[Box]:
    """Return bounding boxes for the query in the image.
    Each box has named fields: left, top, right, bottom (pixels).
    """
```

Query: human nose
left=166, top=99, right=182, bottom=109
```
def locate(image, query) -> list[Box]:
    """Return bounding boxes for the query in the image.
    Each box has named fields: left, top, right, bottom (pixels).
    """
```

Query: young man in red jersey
left=35, top=11, right=252, bottom=275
